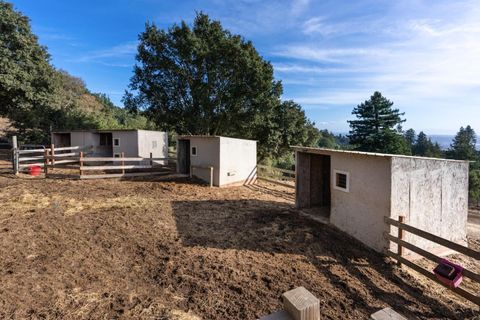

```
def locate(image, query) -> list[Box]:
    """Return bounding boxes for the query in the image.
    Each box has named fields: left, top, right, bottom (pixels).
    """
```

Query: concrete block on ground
left=258, top=310, right=293, bottom=320
left=370, top=307, right=408, bottom=320
left=282, top=286, right=320, bottom=320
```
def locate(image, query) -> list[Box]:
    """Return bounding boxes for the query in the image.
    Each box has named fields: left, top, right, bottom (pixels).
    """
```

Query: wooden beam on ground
left=282, top=286, right=320, bottom=320
left=385, top=217, right=480, bottom=260
left=370, top=308, right=407, bottom=320
left=258, top=177, right=295, bottom=189
left=386, top=250, right=480, bottom=306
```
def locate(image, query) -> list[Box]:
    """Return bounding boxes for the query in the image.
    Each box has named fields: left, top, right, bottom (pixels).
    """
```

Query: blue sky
left=12, top=0, right=480, bottom=134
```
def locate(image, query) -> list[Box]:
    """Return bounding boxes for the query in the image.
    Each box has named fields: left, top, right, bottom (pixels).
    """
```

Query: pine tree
left=413, top=131, right=443, bottom=157
left=449, top=125, right=477, bottom=160
left=348, top=91, right=406, bottom=153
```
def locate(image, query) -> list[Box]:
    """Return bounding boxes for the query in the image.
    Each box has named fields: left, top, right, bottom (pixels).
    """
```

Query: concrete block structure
left=51, top=129, right=168, bottom=158
left=176, top=135, right=257, bottom=187
left=293, top=147, right=469, bottom=254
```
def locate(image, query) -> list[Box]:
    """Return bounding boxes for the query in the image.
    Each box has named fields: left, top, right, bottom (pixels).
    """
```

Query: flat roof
left=178, top=135, right=257, bottom=142
left=292, top=146, right=470, bottom=163
left=52, top=129, right=164, bottom=133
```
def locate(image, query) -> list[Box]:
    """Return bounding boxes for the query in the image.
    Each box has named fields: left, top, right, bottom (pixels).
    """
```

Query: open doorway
left=309, top=154, right=331, bottom=217
left=296, top=152, right=331, bottom=218
left=177, top=139, right=191, bottom=174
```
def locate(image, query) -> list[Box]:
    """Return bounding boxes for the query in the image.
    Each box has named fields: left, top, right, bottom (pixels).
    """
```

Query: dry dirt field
left=0, top=157, right=479, bottom=319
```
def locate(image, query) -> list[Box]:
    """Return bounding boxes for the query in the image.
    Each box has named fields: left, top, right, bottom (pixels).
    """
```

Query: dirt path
left=0, top=163, right=478, bottom=319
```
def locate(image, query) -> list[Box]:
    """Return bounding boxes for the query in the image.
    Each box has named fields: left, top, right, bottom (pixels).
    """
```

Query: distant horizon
left=332, top=132, right=480, bottom=149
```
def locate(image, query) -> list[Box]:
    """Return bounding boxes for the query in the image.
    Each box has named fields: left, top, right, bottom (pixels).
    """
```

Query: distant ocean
left=429, top=135, right=480, bottom=150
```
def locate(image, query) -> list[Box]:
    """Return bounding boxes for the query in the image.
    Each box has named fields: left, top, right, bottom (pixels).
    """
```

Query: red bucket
left=28, top=165, right=42, bottom=176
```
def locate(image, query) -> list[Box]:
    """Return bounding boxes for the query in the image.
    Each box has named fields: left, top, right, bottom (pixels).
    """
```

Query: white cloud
left=74, top=42, right=138, bottom=63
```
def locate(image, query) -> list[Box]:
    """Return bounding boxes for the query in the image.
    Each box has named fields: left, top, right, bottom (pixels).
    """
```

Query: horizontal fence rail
left=384, top=216, right=480, bottom=306
left=256, top=164, right=295, bottom=189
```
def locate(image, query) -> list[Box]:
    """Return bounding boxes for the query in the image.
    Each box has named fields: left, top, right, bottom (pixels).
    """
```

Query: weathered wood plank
left=385, top=233, right=480, bottom=283
left=80, top=165, right=153, bottom=171
left=257, top=164, right=295, bottom=175
left=385, top=217, right=480, bottom=260
left=386, top=250, right=480, bottom=306
left=18, top=156, right=45, bottom=162
left=79, top=171, right=172, bottom=179
left=370, top=307, right=407, bottom=320
left=17, top=148, right=46, bottom=154
left=81, top=157, right=169, bottom=162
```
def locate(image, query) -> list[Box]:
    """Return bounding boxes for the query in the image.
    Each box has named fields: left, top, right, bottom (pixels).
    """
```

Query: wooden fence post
left=210, top=166, right=213, bottom=188
left=79, top=151, right=84, bottom=177
left=121, top=152, right=125, bottom=175
left=397, top=215, right=405, bottom=266
left=44, top=149, right=49, bottom=177
left=149, top=152, right=153, bottom=167
left=12, top=136, right=18, bottom=174
left=50, top=144, right=55, bottom=168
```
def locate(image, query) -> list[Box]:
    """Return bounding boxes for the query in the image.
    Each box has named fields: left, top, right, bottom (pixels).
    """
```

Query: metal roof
left=291, top=146, right=470, bottom=163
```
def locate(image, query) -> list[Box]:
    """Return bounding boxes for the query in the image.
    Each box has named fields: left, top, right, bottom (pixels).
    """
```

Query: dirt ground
left=0, top=157, right=479, bottom=319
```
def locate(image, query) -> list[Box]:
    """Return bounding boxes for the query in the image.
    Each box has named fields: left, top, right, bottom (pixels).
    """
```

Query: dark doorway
left=310, top=154, right=331, bottom=208
left=296, top=152, right=331, bottom=216
left=98, top=132, right=113, bottom=156
left=55, top=133, right=71, bottom=147
left=177, top=139, right=191, bottom=174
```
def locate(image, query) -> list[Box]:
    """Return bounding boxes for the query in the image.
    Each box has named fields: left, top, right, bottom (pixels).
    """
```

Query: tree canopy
left=448, top=125, right=477, bottom=161
left=348, top=91, right=407, bottom=153
left=0, top=1, right=152, bottom=143
left=124, top=13, right=319, bottom=160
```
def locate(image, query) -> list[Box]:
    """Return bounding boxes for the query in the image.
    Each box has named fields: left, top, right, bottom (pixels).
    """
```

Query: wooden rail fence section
left=384, top=216, right=480, bottom=306
left=14, top=144, right=88, bottom=174
left=45, top=152, right=176, bottom=179
left=11, top=143, right=177, bottom=180
left=257, top=164, right=295, bottom=189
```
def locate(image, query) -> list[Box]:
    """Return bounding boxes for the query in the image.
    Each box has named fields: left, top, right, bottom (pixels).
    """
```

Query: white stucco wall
left=390, top=157, right=469, bottom=252
left=329, top=153, right=392, bottom=252
left=218, top=137, right=257, bottom=187
left=70, top=132, right=98, bottom=148
left=136, top=130, right=168, bottom=159
left=188, top=137, right=221, bottom=186
left=111, top=131, right=138, bottom=157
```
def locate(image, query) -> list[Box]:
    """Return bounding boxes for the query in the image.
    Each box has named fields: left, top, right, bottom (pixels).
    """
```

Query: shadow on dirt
left=171, top=199, right=474, bottom=319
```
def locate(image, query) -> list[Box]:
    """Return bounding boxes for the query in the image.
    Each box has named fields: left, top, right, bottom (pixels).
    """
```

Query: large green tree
left=124, top=13, right=317, bottom=160
left=0, top=1, right=60, bottom=140
left=448, top=125, right=477, bottom=161
left=348, top=91, right=407, bottom=153
left=0, top=1, right=152, bottom=143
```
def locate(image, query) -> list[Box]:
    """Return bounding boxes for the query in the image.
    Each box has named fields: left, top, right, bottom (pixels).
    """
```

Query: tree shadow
left=171, top=199, right=475, bottom=319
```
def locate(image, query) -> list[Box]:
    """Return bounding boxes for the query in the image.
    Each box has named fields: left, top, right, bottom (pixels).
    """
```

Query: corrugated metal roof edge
left=291, top=146, right=471, bottom=163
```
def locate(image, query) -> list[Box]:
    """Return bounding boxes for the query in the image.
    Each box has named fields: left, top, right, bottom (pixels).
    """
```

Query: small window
left=152, top=140, right=157, bottom=149
left=113, top=138, right=120, bottom=146
left=334, top=170, right=349, bottom=192
left=191, top=146, right=197, bottom=156
left=114, top=153, right=121, bottom=158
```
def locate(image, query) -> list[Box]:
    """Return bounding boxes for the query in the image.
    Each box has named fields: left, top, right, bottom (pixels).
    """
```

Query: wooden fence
left=384, top=216, right=480, bottom=306
left=13, top=144, right=87, bottom=175
left=257, top=164, right=295, bottom=189
left=43, top=151, right=177, bottom=180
